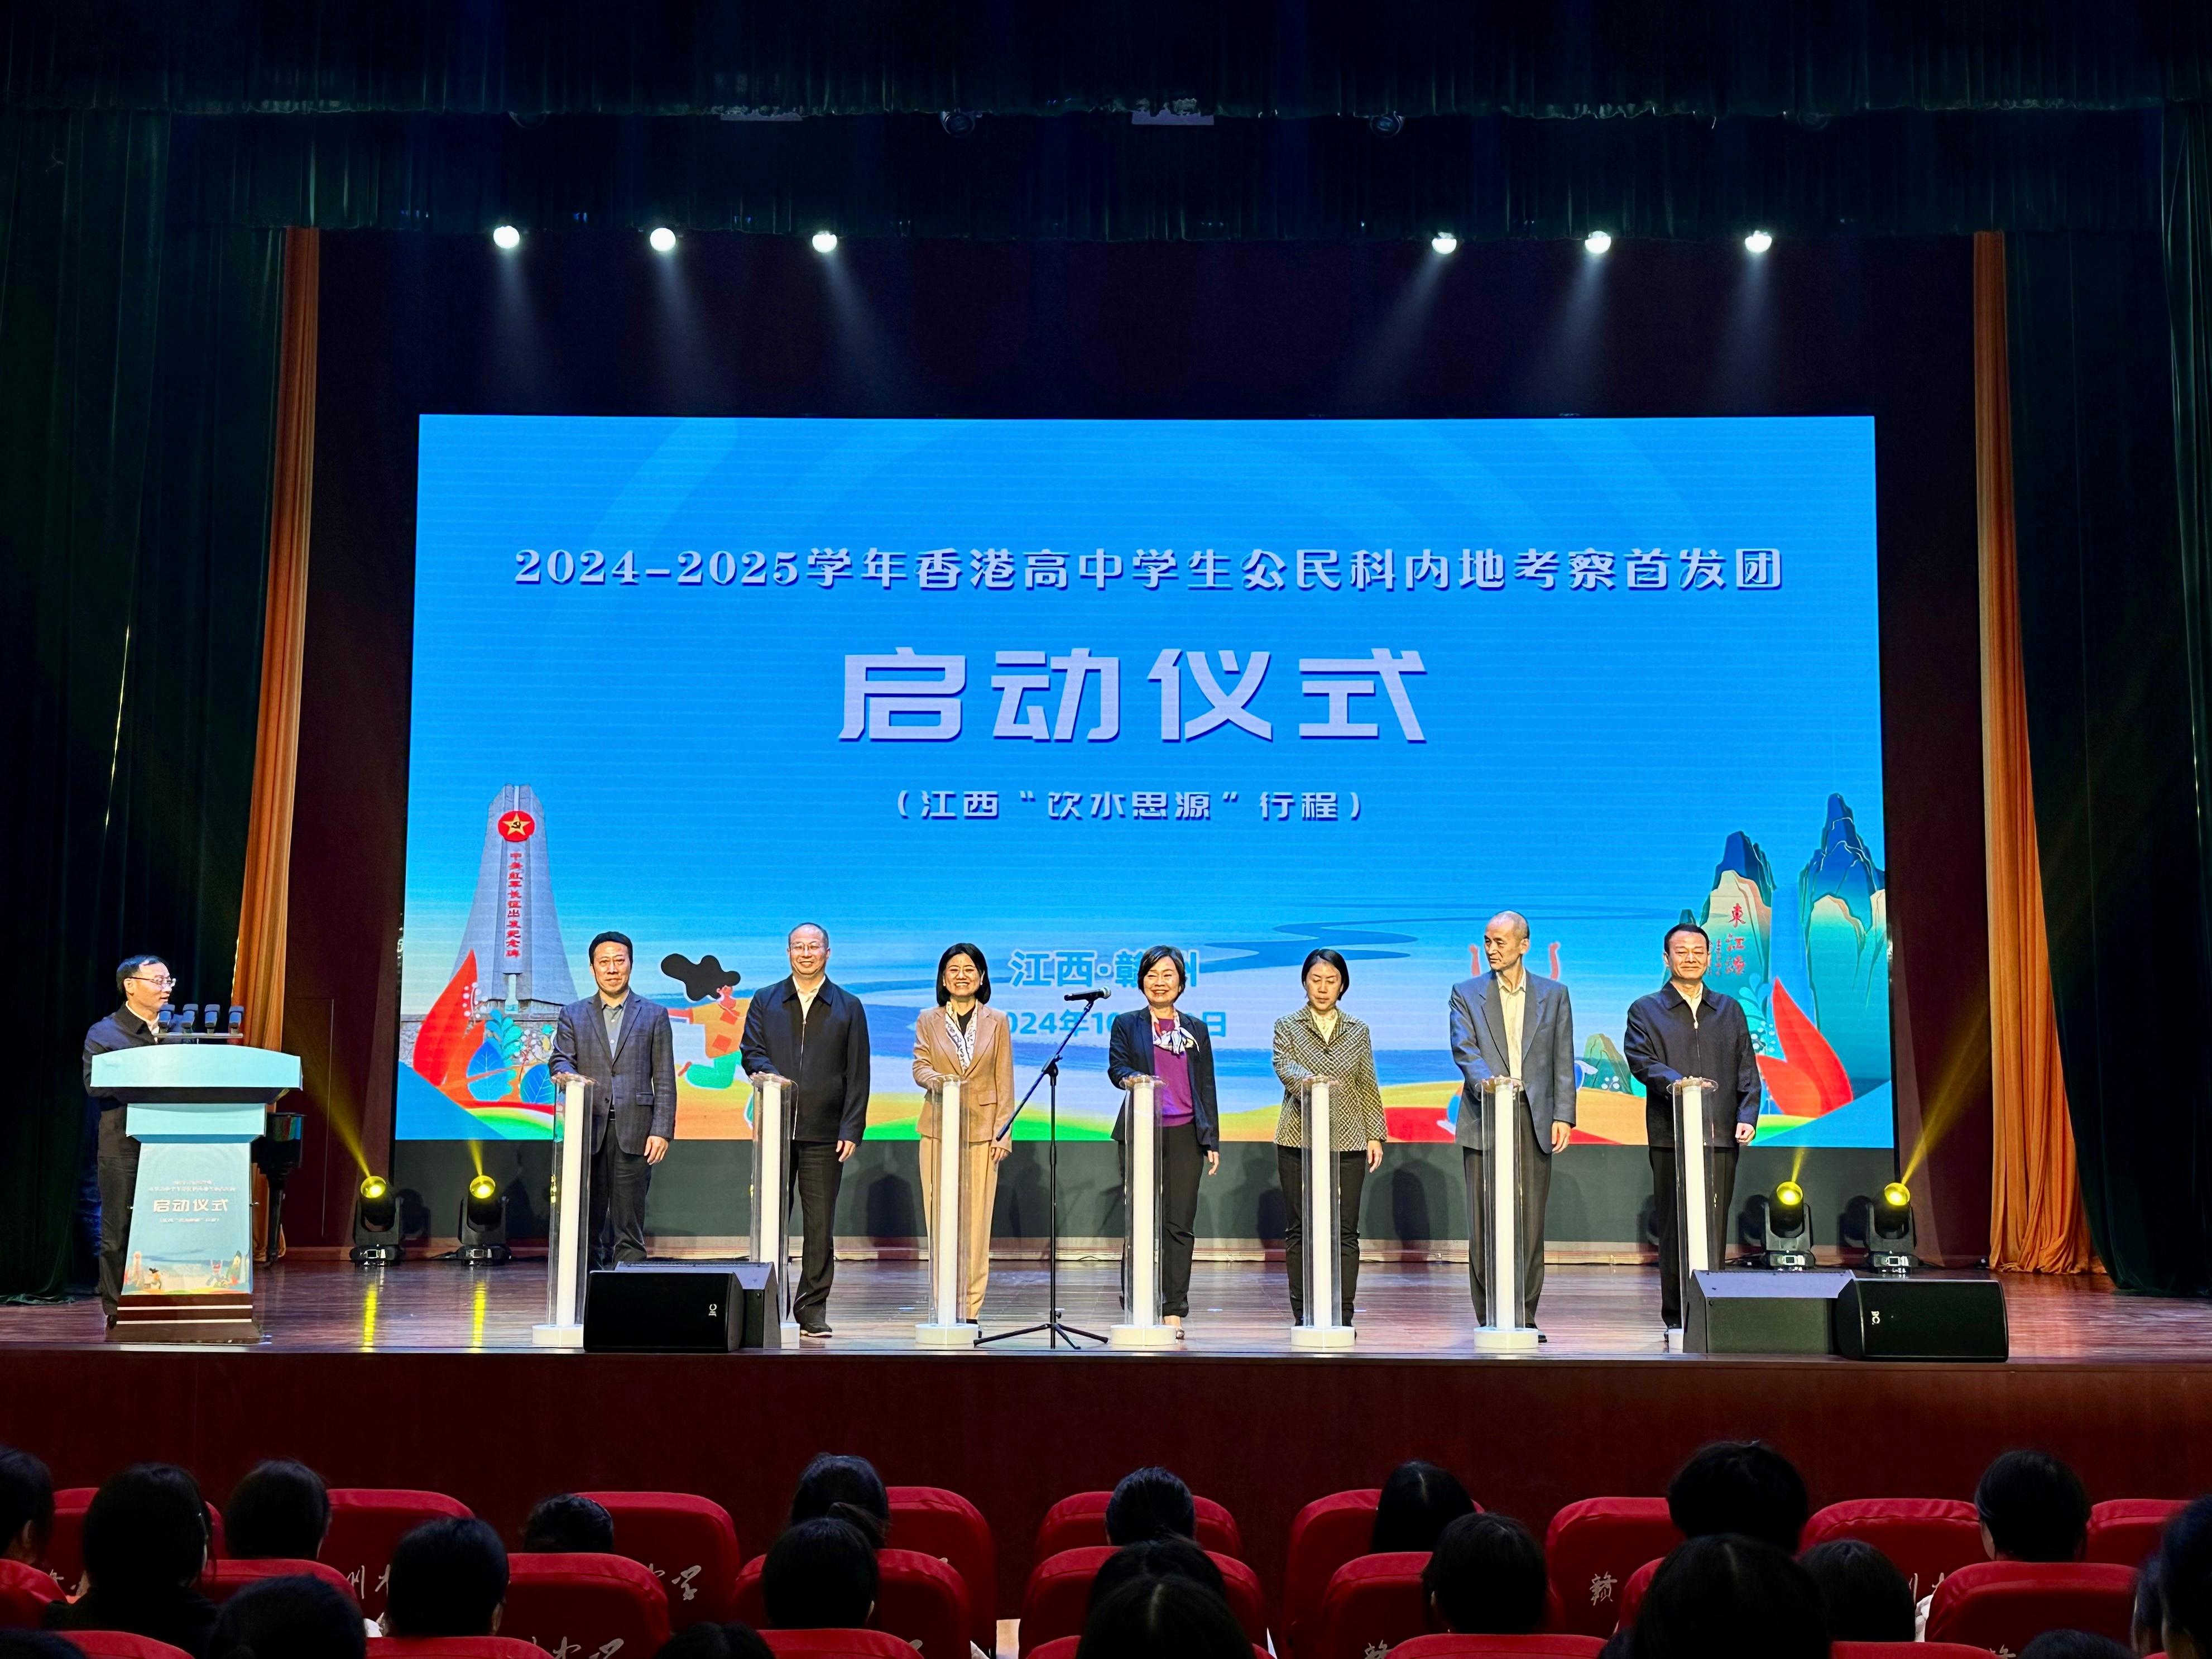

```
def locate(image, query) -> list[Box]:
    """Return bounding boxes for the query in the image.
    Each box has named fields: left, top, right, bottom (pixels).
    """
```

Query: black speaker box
left=583, top=1262, right=782, bottom=1352
left=1685, top=1269, right=1852, bottom=1354
left=1834, top=1272, right=2009, bottom=1360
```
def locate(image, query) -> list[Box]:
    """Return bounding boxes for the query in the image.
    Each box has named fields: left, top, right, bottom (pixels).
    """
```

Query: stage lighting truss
left=1744, top=228, right=1775, bottom=253
left=1584, top=231, right=1613, bottom=255
left=457, top=1173, right=512, bottom=1266
left=351, top=1174, right=403, bottom=1266
left=1867, top=1181, right=1916, bottom=1273
left=1761, top=1179, right=1814, bottom=1270
left=811, top=230, right=839, bottom=253
left=1431, top=232, right=1459, bottom=255
left=648, top=226, right=678, bottom=254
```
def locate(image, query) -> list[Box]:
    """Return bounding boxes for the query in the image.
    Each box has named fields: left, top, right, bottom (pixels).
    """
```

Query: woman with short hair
left=1273, top=947, right=1386, bottom=1326
left=1106, top=946, right=1220, bottom=1335
left=911, top=943, right=1015, bottom=1322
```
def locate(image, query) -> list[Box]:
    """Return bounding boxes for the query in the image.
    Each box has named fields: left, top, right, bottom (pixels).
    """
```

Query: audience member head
left=2019, top=1634, right=2136, bottom=1659
left=523, top=1493, right=615, bottom=1555
left=223, top=1460, right=330, bottom=1562
left=651, top=1622, right=776, bottom=1659
left=82, top=1463, right=211, bottom=1591
left=1975, top=1450, right=2090, bottom=1562
left=1664, top=1440, right=1809, bottom=1553
left=0, top=1635, right=87, bottom=1659
left=2159, top=1494, right=2212, bottom=1659
left=382, top=1517, right=507, bottom=1638
left=1077, top=1576, right=1249, bottom=1659
left=0, top=1445, right=54, bottom=1565
left=1372, top=1460, right=1477, bottom=1554
left=1799, top=1538, right=1915, bottom=1642
left=1105, top=1466, right=1196, bottom=1546
left=2134, top=1552, right=2166, bottom=1658
left=1422, top=1512, right=1547, bottom=1635
left=789, top=1454, right=889, bottom=1550
left=209, top=1572, right=368, bottom=1659
left=1089, top=1536, right=1225, bottom=1609
left=761, top=1517, right=878, bottom=1629
left=1630, top=1534, right=1827, bottom=1659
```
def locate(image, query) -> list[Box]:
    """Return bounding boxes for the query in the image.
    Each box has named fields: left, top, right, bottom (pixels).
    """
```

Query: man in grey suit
left=1450, top=911, right=1577, bottom=1329
left=550, top=930, right=677, bottom=1267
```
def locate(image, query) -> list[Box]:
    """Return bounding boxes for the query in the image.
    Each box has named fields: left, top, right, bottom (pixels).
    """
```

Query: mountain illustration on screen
left=1581, top=1033, right=1637, bottom=1095
left=1798, top=793, right=1890, bottom=1095
left=1681, top=830, right=1778, bottom=1058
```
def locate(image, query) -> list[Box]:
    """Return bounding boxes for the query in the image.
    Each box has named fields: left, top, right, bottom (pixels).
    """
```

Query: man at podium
left=80, top=955, right=172, bottom=1317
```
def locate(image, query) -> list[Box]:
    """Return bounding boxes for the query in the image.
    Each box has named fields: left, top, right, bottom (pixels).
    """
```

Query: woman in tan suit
left=911, top=942, right=1015, bottom=1321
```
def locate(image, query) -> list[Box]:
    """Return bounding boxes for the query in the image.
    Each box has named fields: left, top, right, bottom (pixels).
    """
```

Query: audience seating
left=374, top=1642, right=556, bottom=1658
left=1800, top=1498, right=1985, bottom=1602
left=1017, top=1543, right=1266, bottom=1654
left=503, top=1551, right=674, bottom=1658
left=577, top=1489, right=745, bottom=1624
left=323, top=1487, right=473, bottom=1620
left=46, top=1488, right=227, bottom=1589
left=1308, top=1551, right=1433, bottom=1659
left=1611, top=1558, right=1659, bottom=1632
left=1923, top=1560, right=2138, bottom=1650
left=762, top=1633, right=938, bottom=1659
left=1392, top=1639, right=1605, bottom=1659
left=2086, top=1497, right=2186, bottom=1565
left=889, top=1481, right=999, bottom=1649
left=1834, top=1646, right=1999, bottom=1659
left=1542, top=1498, right=1677, bottom=1638
left=1033, top=1489, right=1245, bottom=1560
left=0, top=1556, right=63, bottom=1626
left=1281, top=1488, right=1383, bottom=1657
left=735, top=1545, right=971, bottom=1659
left=199, top=1556, right=356, bottom=1602
left=1026, top=1642, right=1272, bottom=1659
left=53, top=1637, right=194, bottom=1659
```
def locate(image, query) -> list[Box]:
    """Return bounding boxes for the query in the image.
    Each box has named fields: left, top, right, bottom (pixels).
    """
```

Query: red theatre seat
left=1924, top=1561, right=2138, bottom=1650
left=889, top=1483, right=999, bottom=1649
left=737, top=1546, right=970, bottom=1659
left=200, top=1557, right=357, bottom=1602
left=504, top=1552, right=673, bottom=1658
left=1543, top=1498, right=1678, bottom=1638
left=1835, top=1646, right=1999, bottom=1659
left=375, top=1642, right=558, bottom=1658
left=1282, top=1488, right=1383, bottom=1658
left=1028, top=1643, right=1274, bottom=1659
left=48, top=1490, right=227, bottom=1590
left=1018, top=1545, right=1266, bottom=1654
left=1801, top=1498, right=1986, bottom=1603
left=2087, top=1498, right=2186, bottom=1566
left=53, top=1637, right=195, bottom=1659
left=1611, top=1559, right=1661, bottom=1632
left=1309, top=1552, right=1434, bottom=1659
left=323, top=1487, right=473, bottom=1620
left=762, top=1633, right=932, bottom=1659
left=578, top=1489, right=745, bottom=1624
left=1033, top=1490, right=1245, bottom=1560
left=0, top=1557, right=63, bottom=1624
left=1392, top=1637, right=1606, bottom=1659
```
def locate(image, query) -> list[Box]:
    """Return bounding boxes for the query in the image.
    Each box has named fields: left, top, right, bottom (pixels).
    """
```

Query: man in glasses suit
left=81, top=955, right=174, bottom=1319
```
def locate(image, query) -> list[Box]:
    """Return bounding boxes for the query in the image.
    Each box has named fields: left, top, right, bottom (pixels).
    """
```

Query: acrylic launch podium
left=89, top=1043, right=300, bottom=1342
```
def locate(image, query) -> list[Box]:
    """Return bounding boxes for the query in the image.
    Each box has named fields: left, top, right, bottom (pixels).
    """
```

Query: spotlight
left=939, top=110, right=978, bottom=136
left=1744, top=229, right=1774, bottom=254
left=457, top=1174, right=511, bottom=1266
left=1866, top=1181, right=1916, bottom=1273
left=1760, top=1179, right=1813, bottom=1270
left=1431, top=232, right=1458, bottom=255
left=1369, top=113, right=1405, bottom=136
left=810, top=230, right=839, bottom=254
left=1584, top=231, right=1613, bottom=255
left=648, top=226, right=678, bottom=255
left=491, top=224, right=521, bottom=251
left=351, top=1174, right=403, bottom=1266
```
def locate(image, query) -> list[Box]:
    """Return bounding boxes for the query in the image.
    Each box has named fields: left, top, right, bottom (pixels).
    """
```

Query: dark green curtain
left=2007, top=227, right=2212, bottom=1296
left=0, top=109, right=282, bottom=1298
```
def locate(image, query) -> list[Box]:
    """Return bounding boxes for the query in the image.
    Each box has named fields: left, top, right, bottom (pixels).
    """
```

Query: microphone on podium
left=1063, top=989, right=1111, bottom=1003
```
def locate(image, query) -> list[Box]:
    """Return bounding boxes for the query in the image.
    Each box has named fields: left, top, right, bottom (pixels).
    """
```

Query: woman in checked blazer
left=911, top=942, right=1015, bottom=1321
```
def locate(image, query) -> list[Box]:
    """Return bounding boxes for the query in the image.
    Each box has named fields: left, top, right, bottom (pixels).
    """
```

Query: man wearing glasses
left=81, top=955, right=172, bottom=1320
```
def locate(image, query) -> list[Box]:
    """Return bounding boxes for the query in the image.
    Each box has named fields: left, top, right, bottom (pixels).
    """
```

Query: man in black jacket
left=81, top=955, right=172, bottom=1320
left=740, top=923, right=871, bottom=1336
left=1623, top=922, right=1762, bottom=1332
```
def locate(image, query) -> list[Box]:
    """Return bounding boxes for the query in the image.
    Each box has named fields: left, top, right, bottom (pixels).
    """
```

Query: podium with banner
left=1670, top=1076, right=1735, bottom=1351
left=1472, top=1076, right=1539, bottom=1352
left=747, top=1072, right=799, bottom=1339
left=90, top=1043, right=300, bottom=1343
left=1290, top=1077, right=1355, bottom=1351
left=917, top=1080, right=980, bottom=1347
left=1110, top=1076, right=1175, bottom=1350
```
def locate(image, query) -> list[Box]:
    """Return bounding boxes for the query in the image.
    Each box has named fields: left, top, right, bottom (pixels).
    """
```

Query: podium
left=746, top=1072, right=799, bottom=1339
left=90, top=1043, right=300, bottom=1343
left=533, top=1074, right=592, bottom=1348
left=1289, top=1077, right=1355, bottom=1351
left=1110, top=1076, right=1176, bottom=1350
left=1471, top=1076, right=1539, bottom=1352
left=916, top=1079, right=978, bottom=1348
left=1668, top=1076, right=1734, bottom=1351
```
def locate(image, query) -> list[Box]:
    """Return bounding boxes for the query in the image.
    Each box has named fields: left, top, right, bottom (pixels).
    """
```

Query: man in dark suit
left=550, top=931, right=677, bottom=1267
left=1623, top=921, right=1763, bottom=1332
left=82, top=955, right=172, bottom=1319
left=1448, top=912, right=1577, bottom=1330
left=740, top=923, right=871, bottom=1337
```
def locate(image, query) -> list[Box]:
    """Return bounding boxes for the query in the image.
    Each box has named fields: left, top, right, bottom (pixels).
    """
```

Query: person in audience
left=1371, top=1460, right=1477, bottom=1553
left=2133, top=1553, right=2166, bottom=1657
left=380, top=1517, right=507, bottom=1639
left=1088, top=1537, right=1225, bottom=1609
left=1104, top=1466, right=1196, bottom=1546
left=2158, top=1494, right=2212, bottom=1659
left=760, top=1517, right=878, bottom=1629
left=1620, top=1534, right=1826, bottom=1659
left=44, top=1464, right=217, bottom=1658
left=652, top=1622, right=776, bottom=1659
left=1976, top=1450, right=2091, bottom=1562
left=523, top=1493, right=615, bottom=1554
left=208, top=1572, right=367, bottom=1659
left=0, top=1635, right=84, bottom=1659
left=2019, top=1636, right=2135, bottom=1659
left=1799, top=1538, right=1915, bottom=1642
left=0, top=1445, right=54, bottom=1566
left=1423, top=1512, right=1547, bottom=1634
left=789, top=1454, right=890, bottom=1548
left=222, top=1460, right=330, bottom=1561
left=1078, top=1576, right=1248, bottom=1659
left=1664, top=1440, right=1808, bottom=1553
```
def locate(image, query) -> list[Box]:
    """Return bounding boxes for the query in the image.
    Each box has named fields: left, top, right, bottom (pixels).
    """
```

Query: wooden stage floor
left=2, top=1257, right=2204, bottom=1361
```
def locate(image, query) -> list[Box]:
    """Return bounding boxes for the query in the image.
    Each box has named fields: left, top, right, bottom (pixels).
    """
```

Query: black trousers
left=786, top=1139, right=845, bottom=1321
left=1650, top=1142, right=1740, bottom=1326
left=589, top=1130, right=654, bottom=1268
left=95, top=1106, right=140, bottom=1315
left=1277, top=1146, right=1365, bottom=1324
left=1120, top=1121, right=1211, bottom=1319
left=1464, top=1109, right=1556, bottom=1325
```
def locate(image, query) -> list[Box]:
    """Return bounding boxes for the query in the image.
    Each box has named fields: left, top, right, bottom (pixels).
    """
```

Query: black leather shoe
left=799, top=1317, right=833, bottom=1338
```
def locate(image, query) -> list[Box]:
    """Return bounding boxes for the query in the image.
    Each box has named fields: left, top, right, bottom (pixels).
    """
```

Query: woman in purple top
left=1105, top=945, right=1221, bottom=1334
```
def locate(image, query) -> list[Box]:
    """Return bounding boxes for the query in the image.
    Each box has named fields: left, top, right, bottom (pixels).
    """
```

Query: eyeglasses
left=128, top=975, right=176, bottom=989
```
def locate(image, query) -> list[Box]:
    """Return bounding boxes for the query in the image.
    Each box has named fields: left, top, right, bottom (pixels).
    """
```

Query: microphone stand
left=978, top=991, right=1110, bottom=1349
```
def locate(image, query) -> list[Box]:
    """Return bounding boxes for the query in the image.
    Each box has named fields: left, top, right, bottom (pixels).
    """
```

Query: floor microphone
left=1063, top=989, right=1111, bottom=1003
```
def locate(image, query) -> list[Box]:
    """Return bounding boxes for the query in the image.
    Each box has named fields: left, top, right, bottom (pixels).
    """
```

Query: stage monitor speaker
left=1685, top=1269, right=1852, bottom=1354
left=1834, top=1273, right=2008, bottom=1361
left=583, top=1262, right=781, bottom=1353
